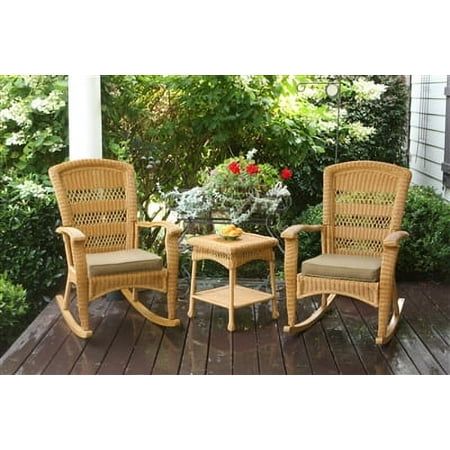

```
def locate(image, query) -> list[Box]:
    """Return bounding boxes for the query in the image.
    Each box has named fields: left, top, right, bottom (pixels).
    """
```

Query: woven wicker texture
left=187, top=233, right=279, bottom=331
left=49, top=159, right=181, bottom=338
left=283, top=161, right=411, bottom=344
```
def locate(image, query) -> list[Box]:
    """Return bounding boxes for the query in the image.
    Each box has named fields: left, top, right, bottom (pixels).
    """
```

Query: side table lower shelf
left=192, top=284, right=274, bottom=309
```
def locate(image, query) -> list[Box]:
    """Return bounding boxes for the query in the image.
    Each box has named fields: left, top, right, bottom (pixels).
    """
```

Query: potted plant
left=165, top=149, right=293, bottom=225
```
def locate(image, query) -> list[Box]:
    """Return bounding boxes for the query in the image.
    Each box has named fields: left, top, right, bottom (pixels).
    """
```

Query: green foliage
left=289, top=76, right=409, bottom=211
left=294, top=203, right=323, bottom=263
left=0, top=75, right=68, bottom=175
left=102, top=75, right=379, bottom=218
left=0, top=274, right=28, bottom=345
left=0, top=174, right=65, bottom=313
left=167, top=153, right=292, bottom=224
left=288, top=186, right=450, bottom=279
left=398, top=186, right=450, bottom=280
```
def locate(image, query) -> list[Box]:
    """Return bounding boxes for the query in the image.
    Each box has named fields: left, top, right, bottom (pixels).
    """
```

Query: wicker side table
left=187, top=233, right=279, bottom=331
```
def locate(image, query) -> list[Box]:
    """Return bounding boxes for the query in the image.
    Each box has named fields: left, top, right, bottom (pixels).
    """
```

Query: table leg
left=269, top=259, right=279, bottom=319
left=188, top=260, right=197, bottom=318
left=228, top=268, right=236, bottom=331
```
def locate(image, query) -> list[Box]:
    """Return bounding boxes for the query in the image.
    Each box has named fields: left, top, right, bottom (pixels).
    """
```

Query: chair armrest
left=281, top=224, right=323, bottom=239
left=56, top=226, right=86, bottom=243
left=136, top=221, right=182, bottom=238
left=56, top=226, right=87, bottom=277
left=383, top=231, right=409, bottom=248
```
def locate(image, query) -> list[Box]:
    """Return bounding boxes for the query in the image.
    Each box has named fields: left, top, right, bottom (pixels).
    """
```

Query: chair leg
left=283, top=294, right=336, bottom=334
left=284, top=240, right=298, bottom=328
left=56, top=279, right=93, bottom=339
left=122, top=288, right=180, bottom=328
left=376, top=289, right=405, bottom=345
left=166, top=274, right=178, bottom=321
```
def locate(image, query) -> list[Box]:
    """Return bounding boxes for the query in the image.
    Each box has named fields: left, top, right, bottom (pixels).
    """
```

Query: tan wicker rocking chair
left=49, top=159, right=181, bottom=338
left=282, top=161, right=411, bottom=344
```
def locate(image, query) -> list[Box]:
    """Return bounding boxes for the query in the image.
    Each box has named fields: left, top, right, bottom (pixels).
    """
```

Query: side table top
left=187, top=232, right=278, bottom=256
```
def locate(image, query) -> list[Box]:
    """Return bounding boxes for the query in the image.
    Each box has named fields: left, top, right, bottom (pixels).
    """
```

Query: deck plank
left=70, top=298, right=129, bottom=375
left=179, top=302, right=212, bottom=375
left=398, top=285, right=449, bottom=374
left=254, top=301, right=285, bottom=375
left=151, top=298, right=189, bottom=375
left=401, top=282, right=450, bottom=345
left=277, top=295, right=312, bottom=375
left=97, top=307, right=146, bottom=375
left=0, top=301, right=61, bottom=375
left=233, top=306, right=259, bottom=375
left=394, top=320, right=445, bottom=375
left=124, top=294, right=164, bottom=375
left=335, top=298, right=392, bottom=375
left=312, top=297, right=366, bottom=375
left=43, top=298, right=112, bottom=375
left=206, top=305, right=233, bottom=375
left=353, top=301, right=419, bottom=374
left=1, top=281, right=448, bottom=376
left=301, top=298, right=338, bottom=375
left=419, top=281, right=450, bottom=319
left=16, top=316, right=71, bottom=375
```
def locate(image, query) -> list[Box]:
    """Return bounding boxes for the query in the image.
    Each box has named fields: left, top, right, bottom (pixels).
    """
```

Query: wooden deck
left=0, top=280, right=448, bottom=375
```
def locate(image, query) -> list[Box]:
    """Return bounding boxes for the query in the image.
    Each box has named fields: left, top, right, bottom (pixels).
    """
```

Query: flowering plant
left=166, top=149, right=292, bottom=224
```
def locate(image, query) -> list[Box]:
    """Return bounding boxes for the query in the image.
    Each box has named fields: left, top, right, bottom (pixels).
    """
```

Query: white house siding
left=409, top=75, right=450, bottom=201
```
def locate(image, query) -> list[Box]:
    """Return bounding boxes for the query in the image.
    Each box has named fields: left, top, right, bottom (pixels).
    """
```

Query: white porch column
left=68, top=75, right=102, bottom=160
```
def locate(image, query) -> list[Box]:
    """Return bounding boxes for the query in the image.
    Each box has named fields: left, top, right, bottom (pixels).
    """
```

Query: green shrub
left=398, top=186, right=450, bottom=280
left=101, top=75, right=398, bottom=219
left=0, top=274, right=28, bottom=345
left=294, top=203, right=323, bottom=263
left=0, top=75, right=68, bottom=176
left=287, top=186, right=450, bottom=280
left=289, top=75, right=409, bottom=211
left=0, top=174, right=65, bottom=314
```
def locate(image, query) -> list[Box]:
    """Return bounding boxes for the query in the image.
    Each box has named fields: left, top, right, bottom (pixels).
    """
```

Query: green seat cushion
left=86, top=249, right=163, bottom=277
left=301, top=254, right=381, bottom=282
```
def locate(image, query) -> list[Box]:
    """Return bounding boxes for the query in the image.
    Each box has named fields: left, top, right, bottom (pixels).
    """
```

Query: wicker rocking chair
left=49, top=159, right=181, bottom=338
left=282, top=161, right=411, bottom=344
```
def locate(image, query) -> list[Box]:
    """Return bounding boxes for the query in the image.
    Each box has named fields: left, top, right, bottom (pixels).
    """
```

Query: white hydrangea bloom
left=31, top=91, right=66, bottom=114
left=353, top=78, right=387, bottom=101
left=16, top=179, right=52, bottom=199
left=0, top=102, right=31, bottom=126
left=278, top=94, right=299, bottom=114
left=5, top=131, right=26, bottom=146
left=347, top=121, right=375, bottom=140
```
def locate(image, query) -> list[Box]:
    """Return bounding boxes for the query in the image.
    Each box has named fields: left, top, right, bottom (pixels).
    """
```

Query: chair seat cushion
left=86, top=249, right=163, bottom=277
left=301, top=254, right=381, bottom=282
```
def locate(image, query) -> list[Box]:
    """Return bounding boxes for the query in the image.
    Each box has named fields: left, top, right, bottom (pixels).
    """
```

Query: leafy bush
left=287, top=186, right=450, bottom=280
left=0, top=75, right=68, bottom=176
left=397, top=186, right=450, bottom=279
left=101, top=75, right=388, bottom=219
left=0, top=174, right=65, bottom=314
left=288, top=75, right=409, bottom=212
left=292, top=202, right=323, bottom=263
left=0, top=274, right=28, bottom=346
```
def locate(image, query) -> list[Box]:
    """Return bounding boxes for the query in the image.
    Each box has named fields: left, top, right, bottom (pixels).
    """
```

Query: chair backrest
left=323, top=161, right=411, bottom=257
left=49, top=159, right=137, bottom=254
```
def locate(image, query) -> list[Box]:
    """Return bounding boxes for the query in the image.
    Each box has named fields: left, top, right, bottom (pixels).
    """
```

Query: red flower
left=246, top=163, right=260, bottom=175
left=280, top=167, right=293, bottom=180
left=228, top=161, right=241, bottom=174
